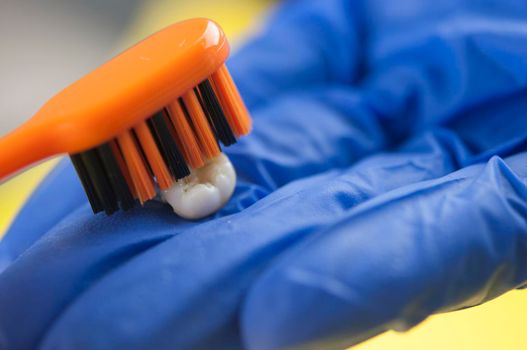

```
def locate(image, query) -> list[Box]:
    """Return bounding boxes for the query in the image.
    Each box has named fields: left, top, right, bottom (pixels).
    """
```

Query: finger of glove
left=226, top=71, right=527, bottom=214
left=0, top=159, right=86, bottom=272
left=444, top=86, right=527, bottom=164
left=363, top=1, right=527, bottom=141
left=17, top=128, right=470, bottom=350
left=224, top=86, right=385, bottom=198
left=228, top=0, right=362, bottom=109
left=242, top=154, right=527, bottom=350
left=0, top=200, right=194, bottom=350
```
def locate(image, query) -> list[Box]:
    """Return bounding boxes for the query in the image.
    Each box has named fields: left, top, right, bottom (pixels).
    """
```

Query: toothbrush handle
left=0, top=123, right=55, bottom=182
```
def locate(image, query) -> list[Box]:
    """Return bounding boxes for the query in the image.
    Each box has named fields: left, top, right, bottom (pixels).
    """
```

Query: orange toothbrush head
left=0, top=18, right=252, bottom=215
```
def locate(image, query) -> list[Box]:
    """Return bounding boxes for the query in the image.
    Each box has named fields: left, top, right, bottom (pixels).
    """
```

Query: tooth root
left=161, top=153, right=236, bottom=220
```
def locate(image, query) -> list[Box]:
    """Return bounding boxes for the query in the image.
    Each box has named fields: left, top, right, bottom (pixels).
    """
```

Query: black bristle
left=96, top=143, right=136, bottom=211
left=70, top=154, right=104, bottom=214
left=194, top=87, right=219, bottom=140
left=80, top=149, right=119, bottom=215
left=147, top=111, right=190, bottom=179
left=70, top=142, right=137, bottom=215
left=197, top=79, right=237, bottom=146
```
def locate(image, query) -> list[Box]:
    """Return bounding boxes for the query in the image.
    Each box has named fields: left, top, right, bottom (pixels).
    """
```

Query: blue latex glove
left=1, top=0, right=527, bottom=349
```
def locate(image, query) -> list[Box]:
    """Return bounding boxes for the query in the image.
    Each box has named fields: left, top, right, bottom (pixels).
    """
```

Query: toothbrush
left=0, top=18, right=252, bottom=218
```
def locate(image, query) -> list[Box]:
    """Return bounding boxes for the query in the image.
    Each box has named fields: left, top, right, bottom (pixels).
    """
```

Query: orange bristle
left=117, top=132, right=156, bottom=204
left=181, top=90, right=221, bottom=159
left=166, top=101, right=205, bottom=169
left=211, top=65, right=252, bottom=137
left=134, top=121, right=173, bottom=190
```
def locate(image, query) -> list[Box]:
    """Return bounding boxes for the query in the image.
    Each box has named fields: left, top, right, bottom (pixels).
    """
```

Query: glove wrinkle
left=242, top=155, right=527, bottom=350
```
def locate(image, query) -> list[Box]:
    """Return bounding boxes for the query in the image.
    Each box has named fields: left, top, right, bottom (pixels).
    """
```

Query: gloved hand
left=1, top=0, right=527, bottom=349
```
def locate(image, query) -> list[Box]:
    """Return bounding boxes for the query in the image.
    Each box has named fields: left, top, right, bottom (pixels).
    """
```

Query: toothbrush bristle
left=117, top=132, right=156, bottom=204
left=147, top=111, right=190, bottom=180
left=70, top=64, right=251, bottom=214
left=211, top=65, right=252, bottom=137
left=197, top=80, right=237, bottom=146
left=182, top=91, right=220, bottom=159
left=134, top=120, right=173, bottom=190
left=166, top=100, right=205, bottom=169
left=70, top=143, right=136, bottom=214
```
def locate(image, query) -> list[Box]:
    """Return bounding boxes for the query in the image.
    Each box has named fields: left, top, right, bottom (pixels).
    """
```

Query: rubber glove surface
left=1, top=0, right=527, bottom=349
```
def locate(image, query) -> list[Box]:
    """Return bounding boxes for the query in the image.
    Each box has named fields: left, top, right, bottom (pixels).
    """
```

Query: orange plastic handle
left=0, top=18, right=229, bottom=181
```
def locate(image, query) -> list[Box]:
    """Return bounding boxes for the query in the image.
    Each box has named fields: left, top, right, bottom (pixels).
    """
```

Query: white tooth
left=161, top=153, right=236, bottom=219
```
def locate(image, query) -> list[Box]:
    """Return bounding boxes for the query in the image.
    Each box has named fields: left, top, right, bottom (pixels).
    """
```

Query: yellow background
left=1, top=1, right=525, bottom=349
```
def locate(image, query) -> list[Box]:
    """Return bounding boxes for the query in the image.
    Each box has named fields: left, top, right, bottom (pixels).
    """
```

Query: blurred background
left=0, top=1, right=525, bottom=349
left=0, top=0, right=140, bottom=135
